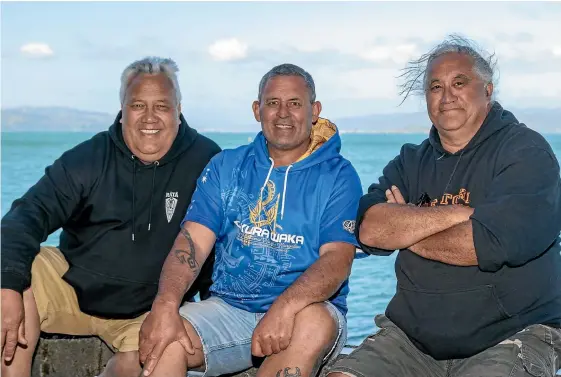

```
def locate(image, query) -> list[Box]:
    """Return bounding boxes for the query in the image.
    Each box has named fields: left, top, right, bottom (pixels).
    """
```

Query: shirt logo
left=165, top=192, right=179, bottom=223
left=343, top=220, right=356, bottom=234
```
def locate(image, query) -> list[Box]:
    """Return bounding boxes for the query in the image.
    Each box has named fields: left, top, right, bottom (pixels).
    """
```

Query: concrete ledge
left=31, top=335, right=343, bottom=377
left=31, top=335, right=113, bottom=377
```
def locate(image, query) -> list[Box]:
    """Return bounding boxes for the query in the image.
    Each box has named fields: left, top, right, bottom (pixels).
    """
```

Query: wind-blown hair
left=120, top=57, right=182, bottom=104
left=397, top=34, right=498, bottom=105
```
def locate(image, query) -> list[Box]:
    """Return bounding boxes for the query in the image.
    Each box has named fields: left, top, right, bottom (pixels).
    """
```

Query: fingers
left=1, top=328, right=6, bottom=352
left=178, top=331, right=195, bottom=355
left=385, top=189, right=396, bottom=203
left=279, top=334, right=290, bottom=351
left=269, top=336, right=281, bottom=355
left=251, top=336, right=264, bottom=358
left=17, top=318, right=27, bottom=346
left=142, top=341, right=166, bottom=376
left=391, top=185, right=406, bottom=204
left=3, top=328, right=19, bottom=362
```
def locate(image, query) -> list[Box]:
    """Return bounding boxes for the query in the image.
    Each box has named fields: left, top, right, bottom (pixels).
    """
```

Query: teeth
left=275, top=124, right=292, bottom=129
left=141, top=129, right=160, bottom=134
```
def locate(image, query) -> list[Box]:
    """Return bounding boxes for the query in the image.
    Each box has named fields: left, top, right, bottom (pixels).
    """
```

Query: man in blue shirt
left=138, top=63, right=363, bottom=377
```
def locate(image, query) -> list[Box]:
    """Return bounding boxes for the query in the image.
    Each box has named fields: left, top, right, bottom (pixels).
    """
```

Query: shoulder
left=57, top=131, right=112, bottom=171
left=493, top=124, right=559, bottom=171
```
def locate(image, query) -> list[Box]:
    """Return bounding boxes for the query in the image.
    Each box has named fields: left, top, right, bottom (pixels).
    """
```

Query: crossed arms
left=359, top=185, right=477, bottom=266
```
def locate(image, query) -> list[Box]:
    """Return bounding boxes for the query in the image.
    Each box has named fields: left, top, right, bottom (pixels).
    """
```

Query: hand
left=251, top=304, right=296, bottom=357
left=1, top=289, right=27, bottom=362
left=386, top=185, right=407, bottom=204
left=138, top=300, right=195, bottom=376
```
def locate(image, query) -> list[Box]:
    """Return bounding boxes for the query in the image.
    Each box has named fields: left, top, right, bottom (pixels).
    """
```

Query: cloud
left=358, top=43, right=418, bottom=65
left=208, top=38, right=248, bottom=62
left=553, top=46, right=561, bottom=57
left=20, top=43, right=54, bottom=58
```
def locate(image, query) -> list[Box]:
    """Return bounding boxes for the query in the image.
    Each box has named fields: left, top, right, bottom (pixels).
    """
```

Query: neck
left=267, top=140, right=311, bottom=167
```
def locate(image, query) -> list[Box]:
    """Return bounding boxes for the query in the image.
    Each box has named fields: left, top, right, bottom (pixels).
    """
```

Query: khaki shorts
left=30, top=246, right=148, bottom=353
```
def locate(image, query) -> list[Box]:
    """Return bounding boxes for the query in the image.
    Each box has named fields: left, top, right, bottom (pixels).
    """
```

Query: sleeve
left=319, top=163, right=363, bottom=248
left=182, top=152, right=225, bottom=237
left=355, top=149, right=410, bottom=256
left=1, top=154, right=85, bottom=293
left=471, top=146, right=561, bottom=272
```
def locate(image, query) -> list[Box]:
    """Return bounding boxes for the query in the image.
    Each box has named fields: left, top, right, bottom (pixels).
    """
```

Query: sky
left=2, top=1, right=561, bottom=127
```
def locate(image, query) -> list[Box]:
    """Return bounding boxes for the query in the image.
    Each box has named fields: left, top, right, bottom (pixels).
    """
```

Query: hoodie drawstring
left=147, top=161, right=159, bottom=231
left=131, top=156, right=159, bottom=241
left=280, top=165, right=292, bottom=220
left=131, top=155, right=137, bottom=242
left=259, top=157, right=291, bottom=221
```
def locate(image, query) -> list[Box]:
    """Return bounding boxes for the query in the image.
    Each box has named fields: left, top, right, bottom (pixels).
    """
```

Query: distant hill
left=333, top=107, right=561, bottom=134
left=1, top=107, right=115, bottom=132
left=2, top=106, right=560, bottom=134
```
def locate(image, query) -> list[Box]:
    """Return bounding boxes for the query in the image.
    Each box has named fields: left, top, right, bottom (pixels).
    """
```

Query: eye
left=156, top=104, right=169, bottom=111
left=131, top=103, right=145, bottom=109
left=288, top=101, right=302, bottom=108
left=453, top=81, right=465, bottom=88
left=430, top=84, right=442, bottom=92
left=266, top=100, right=279, bottom=107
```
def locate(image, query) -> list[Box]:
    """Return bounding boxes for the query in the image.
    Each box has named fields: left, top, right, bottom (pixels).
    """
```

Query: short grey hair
left=119, top=56, right=182, bottom=105
left=258, top=63, right=316, bottom=103
left=398, top=34, right=498, bottom=104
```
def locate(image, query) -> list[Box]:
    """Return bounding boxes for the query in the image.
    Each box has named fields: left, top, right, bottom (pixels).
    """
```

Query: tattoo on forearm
left=276, top=367, right=301, bottom=377
left=174, top=228, right=199, bottom=272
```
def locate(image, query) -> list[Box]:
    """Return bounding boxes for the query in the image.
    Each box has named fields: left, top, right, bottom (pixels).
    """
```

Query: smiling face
left=252, top=75, right=321, bottom=161
left=120, top=73, right=181, bottom=163
left=425, top=52, right=493, bottom=135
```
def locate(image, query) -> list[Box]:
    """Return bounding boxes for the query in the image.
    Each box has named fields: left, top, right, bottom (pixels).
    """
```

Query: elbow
left=358, top=222, right=401, bottom=251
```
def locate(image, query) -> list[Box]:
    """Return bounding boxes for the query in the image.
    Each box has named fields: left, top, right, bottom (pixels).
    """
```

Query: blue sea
left=2, top=131, right=561, bottom=346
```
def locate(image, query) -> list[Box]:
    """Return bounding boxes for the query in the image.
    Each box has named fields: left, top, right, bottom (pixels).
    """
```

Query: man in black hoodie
left=328, top=36, right=561, bottom=377
left=0, top=57, right=221, bottom=377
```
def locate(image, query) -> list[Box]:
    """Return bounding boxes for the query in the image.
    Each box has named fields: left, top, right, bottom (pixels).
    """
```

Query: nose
left=142, top=107, right=157, bottom=123
left=441, top=85, right=457, bottom=104
left=276, top=102, right=289, bottom=118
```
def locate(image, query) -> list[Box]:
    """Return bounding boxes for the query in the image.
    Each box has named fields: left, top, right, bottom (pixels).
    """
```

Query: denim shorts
left=178, top=296, right=347, bottom=377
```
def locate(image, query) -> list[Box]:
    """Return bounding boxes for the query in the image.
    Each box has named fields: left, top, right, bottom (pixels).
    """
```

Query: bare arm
left=273, top=242, right=355, bottom=314
left=153, top=221, right=216, bottom=309
left=408, top=221, right=478, bottom=266
left=359, top=200, right=474, bottom=250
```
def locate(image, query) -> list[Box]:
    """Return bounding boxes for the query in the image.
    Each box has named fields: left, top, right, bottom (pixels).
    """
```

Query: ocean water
left=2, top=131, right=561, bottom=346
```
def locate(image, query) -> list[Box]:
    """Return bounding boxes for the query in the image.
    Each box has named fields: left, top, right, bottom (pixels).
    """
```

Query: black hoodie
left=356, top=102, right=561, bottom=360
left=1, top=113, right=221, bottom=318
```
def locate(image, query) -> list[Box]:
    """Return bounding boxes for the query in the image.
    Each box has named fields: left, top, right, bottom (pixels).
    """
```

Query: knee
left=103, top=351, right=141, bottom=377
left=293, top=303, right=338, bottom=351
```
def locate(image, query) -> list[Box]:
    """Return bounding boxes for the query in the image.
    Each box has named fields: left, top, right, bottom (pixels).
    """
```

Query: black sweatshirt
left=1, top=112, right=221, bottom=318
left=356, top=102, right=561, bottom=360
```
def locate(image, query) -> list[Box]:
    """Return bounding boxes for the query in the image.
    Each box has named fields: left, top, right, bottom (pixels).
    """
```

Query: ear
left=311, top=101, right=322, bottom=123
left=485, top=83, right=494, bottom=99
left=252, top=101, right=261, bottom=122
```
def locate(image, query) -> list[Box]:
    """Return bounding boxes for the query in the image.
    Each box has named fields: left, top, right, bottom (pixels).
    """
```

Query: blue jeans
left=178, top=296, right=347, bottom=377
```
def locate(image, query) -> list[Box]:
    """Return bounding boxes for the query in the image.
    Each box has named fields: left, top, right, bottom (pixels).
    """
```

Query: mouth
left=140, top=129, right=161, bottom=135
left=274, top=124, right=294, bottom=130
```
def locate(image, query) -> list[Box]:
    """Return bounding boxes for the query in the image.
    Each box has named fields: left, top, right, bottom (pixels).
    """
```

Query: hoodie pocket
left=387, top=284, right=513, bottom=360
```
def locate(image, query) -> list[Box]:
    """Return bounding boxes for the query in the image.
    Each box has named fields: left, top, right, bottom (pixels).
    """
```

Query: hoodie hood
left=108, top=111, right=199, bottom=166
left=253, top=117, right=342, bottom=172
left=252, top=117, right=342, bottom=220
left=428, top=102, right=518, bottom=156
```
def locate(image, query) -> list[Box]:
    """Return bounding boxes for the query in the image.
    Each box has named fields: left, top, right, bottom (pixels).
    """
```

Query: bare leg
left=1, top=289, right=41, bottom=377
left=257, top=303, right=338, bottom=377
left=99, top=351, right=142, bottom=377
left=148, top=319, right=205, bottom=377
